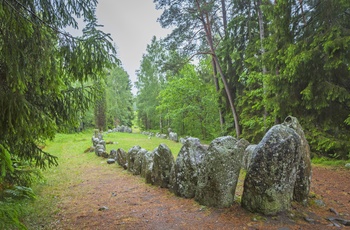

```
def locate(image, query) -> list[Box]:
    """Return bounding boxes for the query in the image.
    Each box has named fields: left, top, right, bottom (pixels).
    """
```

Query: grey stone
left=241, top=124, right=303, bottom=215
left=283, top=116, right=312, bottom=205
left=141, top=150, right=155, bottom=184
left=127, top=146, right=141, bottom=174
left=95, top=144, right=104, bottom=156
left=169, top=132, right=178, bottom=142
left=314, top=199, right=326, bottom=207
left=179, top=138, right=186, bottom=144
left=195, top=136, right=249, bottom=208
left=110, top=149, right=117, bottom=159
left=170, top=137, right=207, bottom=198
left=345, top=163, right=350, bottom=169
left=151, top=144, right=174, bottom=188
left=242, top=144, right=257, bottom=171
left=116, top=148, right=128, bottom=169
left=92, top=137, right=100, bottom=147
left=107, top=159, right=116, bottom=164
left=133, top=148, right=147, bottom=175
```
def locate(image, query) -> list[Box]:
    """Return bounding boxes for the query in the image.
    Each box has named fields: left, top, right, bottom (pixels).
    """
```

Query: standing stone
left=92, top=137, right=100, bottom=147
left=95, top=144, right=104, bottom=157
left=169, top=132, right=179, bottom=142
left=242, top=144, right=257, bottom=171
left=283, top=116, right=312, bottom=205
left=133, top=148, right=147, bottom=176
left=241, top=124, right=303, bottom=215
left=127, top=146, right=141, bottom=174
left=195, top=136, right=249, bottom=208
left=170, top=137, right=207, bottom=198
left=141, top=150, right=155, bottom=184
left=110, top=149, right=117, bottom=159
left=116, top=148, right=128, bottom=169
left=151, top=144, right=175, bottom=188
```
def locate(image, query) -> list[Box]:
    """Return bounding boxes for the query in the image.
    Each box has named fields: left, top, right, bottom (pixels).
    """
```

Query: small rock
left=98, top=206, right=108, bottom=211
left=314, top=199, right=326, bottom=207
left=107, top=159, right=116, bottom=164
left=330, top=207, right=339, bottom=216
left=345, top=163, right=350, bottom=169
left=304, top=217, right=315, bottom=224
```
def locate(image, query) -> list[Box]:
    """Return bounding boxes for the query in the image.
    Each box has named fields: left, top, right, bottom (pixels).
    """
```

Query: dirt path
left=47, top=161, right=350, bottom=230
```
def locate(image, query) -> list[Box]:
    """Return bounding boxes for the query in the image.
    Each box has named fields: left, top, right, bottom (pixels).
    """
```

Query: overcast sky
left=95, top=0, right=171, bottom=94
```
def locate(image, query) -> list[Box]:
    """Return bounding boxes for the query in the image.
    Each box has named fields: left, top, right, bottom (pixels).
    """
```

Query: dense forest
left=0, top=0, right=349, bottom=228
left=136, top=0, right=350, bottom=160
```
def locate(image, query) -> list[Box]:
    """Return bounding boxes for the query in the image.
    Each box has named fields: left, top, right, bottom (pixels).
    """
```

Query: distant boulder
left=168, top=132, right=178, bottom=142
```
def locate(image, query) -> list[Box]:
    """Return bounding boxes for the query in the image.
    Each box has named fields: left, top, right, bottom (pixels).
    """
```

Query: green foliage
left=0, top=186, right=36, bottom=230
left=94, top=83, right=107, bottom=131
left=105, top=66, right=134, bottom=128
left=158, top=63, right=221, bottom=140
left=0, top=201, right=26, bottom=230
left=135, top=37, right=166, bottom=131
left=0, top=0, right=118, bottom=180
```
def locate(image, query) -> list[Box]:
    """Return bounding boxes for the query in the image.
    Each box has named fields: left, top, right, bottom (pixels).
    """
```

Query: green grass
left=19, top=130, right=183, bottom=229
left=103, top=131, right=183, bottom=157
left=311, top=156, right=350, bottom=167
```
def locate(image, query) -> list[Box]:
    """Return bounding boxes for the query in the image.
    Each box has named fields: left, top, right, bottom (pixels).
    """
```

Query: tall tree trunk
left=257, top=0, right=268, bottom=129
left=211, top=57, right=225, bottom=131
left=195, top=0, right=241, bottom=138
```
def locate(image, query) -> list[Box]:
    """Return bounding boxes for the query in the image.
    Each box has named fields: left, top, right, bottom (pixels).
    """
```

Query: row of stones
left=95, top=116, right=312, bottom=216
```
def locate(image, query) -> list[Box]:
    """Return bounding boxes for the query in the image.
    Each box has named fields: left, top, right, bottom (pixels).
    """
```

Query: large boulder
left=116, top=148, right=128, bottom=170
left=141, top=150, right=155, bottom=184
left=195, top=136, right=249, bottom=208
left=170, top=137, right=207, bottom=198
left=133, top=148, right=147, bottom=176
left=283, top=116, right=312, bottom=205
left=127, top=146, right=142, bottom=175
left=241, top=122, right=305, bottom=215
left=151, top=144, right=174, bottom=188
left=242, top=144, right=257, bottom=171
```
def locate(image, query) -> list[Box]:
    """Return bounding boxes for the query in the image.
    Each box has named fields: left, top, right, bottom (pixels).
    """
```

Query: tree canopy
left=136, top=0, right=350, bottom=159
left=0, top=0, right=118, bottom=184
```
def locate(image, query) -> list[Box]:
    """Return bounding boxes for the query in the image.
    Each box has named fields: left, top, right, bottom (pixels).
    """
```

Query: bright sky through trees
left=96, top=0, right=171, bottom=94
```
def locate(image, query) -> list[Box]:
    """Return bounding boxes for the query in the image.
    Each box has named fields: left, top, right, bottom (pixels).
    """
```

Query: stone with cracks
left=127, top=146, right=141, bottom=175
left=141, top=150, right=155, bottom=184
left=242, top=144, right=257, bottom=171
left=133, top=148, right=147, bottom=176
left=170, top=137, right=207, bottom=198
left=195, top=136, right=249, bottom=208
left=151, top=144, right=174, bottom=188
left=241, top=122, right=304, bottom=215
left=283, top=116, right=312, bottom=205
left=116, top=148, right=128, bottom=170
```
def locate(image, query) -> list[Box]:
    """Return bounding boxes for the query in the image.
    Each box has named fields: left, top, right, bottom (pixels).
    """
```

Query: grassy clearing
left=20, top=130, right=183, bottom=229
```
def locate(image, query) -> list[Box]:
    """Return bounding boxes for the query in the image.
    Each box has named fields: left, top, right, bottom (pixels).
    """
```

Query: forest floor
left=22, top=132, right=350, bottom=230
left=41, top=164, right=349, bottom=230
